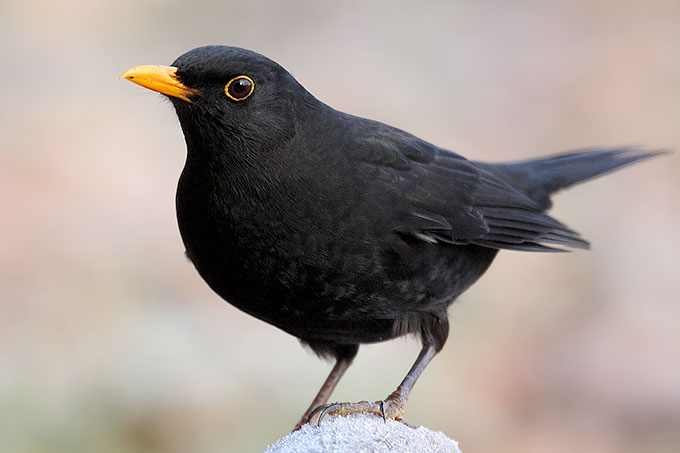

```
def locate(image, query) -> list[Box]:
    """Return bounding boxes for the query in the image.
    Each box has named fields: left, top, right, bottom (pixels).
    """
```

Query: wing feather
left=355, top=121, right=588, bottom=252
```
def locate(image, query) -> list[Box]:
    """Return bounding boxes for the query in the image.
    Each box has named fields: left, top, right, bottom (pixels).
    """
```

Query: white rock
left=265, top=414, right=461, bottom=453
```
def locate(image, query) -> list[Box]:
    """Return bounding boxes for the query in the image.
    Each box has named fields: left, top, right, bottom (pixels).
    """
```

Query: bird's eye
left=225, top=75, right=255, bottom=101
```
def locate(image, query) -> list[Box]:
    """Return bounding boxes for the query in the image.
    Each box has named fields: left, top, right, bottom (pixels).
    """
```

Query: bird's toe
left=310, top=397, right=407, bottom=426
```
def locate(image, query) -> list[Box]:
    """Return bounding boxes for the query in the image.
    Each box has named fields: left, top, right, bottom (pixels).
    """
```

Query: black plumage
left=122, top=46, right=662, bottom=428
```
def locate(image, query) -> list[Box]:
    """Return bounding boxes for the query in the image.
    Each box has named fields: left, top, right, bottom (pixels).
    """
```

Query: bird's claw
left=308, top=398, right=406, bottom=426
left=306, top=403, right=339, bottom=426
left=318, top=403, right=343, bottom=426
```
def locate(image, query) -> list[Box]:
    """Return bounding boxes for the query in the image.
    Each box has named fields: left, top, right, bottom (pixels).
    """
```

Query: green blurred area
left=1, top=1, right=679, bottom=452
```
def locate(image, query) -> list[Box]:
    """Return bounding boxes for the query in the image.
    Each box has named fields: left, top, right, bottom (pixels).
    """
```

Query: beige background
left=1, top=0, right=679, bottom=452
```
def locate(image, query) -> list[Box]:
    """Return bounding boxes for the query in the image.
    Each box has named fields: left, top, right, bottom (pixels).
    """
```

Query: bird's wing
left=354, top=125, right=588, bottom=252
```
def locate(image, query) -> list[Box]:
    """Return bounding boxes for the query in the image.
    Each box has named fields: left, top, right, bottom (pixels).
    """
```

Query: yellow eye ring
left=225, top=75, right=255, bottom=101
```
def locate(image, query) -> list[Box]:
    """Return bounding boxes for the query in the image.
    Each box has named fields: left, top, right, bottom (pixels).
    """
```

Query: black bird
left=122, top=46, right=661, bottom=429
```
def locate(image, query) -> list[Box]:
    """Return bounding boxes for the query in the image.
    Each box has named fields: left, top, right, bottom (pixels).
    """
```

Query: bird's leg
left=293, top=355, right=354, bottom=430
left=381, top=342, right=437, bottom=420
left=315, top=343, right=438, bottom=425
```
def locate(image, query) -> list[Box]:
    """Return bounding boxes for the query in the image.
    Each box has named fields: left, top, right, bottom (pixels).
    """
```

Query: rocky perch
left=265, top=414, right=461, bottom=453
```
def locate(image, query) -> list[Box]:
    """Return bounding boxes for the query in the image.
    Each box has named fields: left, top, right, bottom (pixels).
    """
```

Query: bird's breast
left=175, top=162, right=375, bottom=322
left=174, top=159, right=499, bottom=344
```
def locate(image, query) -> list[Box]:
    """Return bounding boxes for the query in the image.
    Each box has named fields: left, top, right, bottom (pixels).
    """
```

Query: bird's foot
left=308, top=390, right=413, bottom=427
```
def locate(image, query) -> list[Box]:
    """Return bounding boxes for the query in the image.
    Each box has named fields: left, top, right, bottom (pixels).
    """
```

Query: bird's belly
left=177, top=171, right=498, bottom=344
left=184, top=225, right=498, bottom=345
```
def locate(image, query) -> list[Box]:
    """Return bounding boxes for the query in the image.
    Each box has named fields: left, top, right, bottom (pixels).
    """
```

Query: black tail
left=476, top=148, right=666, bottom=211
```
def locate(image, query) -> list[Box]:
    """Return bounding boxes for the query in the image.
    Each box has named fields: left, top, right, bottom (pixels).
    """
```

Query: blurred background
left=1, top=0, right=678, bottom=452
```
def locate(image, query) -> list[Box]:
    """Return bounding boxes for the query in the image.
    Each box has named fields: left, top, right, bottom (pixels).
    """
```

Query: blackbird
left=122, top=46, right=661, bottom=429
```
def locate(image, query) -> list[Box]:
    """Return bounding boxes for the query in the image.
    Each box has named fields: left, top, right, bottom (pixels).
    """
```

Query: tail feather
left=476, top=148, right=667, bottom=210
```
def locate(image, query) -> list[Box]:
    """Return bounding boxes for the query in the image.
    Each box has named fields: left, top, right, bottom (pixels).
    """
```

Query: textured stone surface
left=265, top=415, right=461, bottom=453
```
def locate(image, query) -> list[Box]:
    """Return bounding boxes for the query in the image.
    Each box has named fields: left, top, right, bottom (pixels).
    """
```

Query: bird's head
left=122, top=46, right=311, bottom=159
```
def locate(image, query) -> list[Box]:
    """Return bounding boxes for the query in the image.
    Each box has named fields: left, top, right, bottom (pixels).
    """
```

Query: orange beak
left=121, top=65, right=201, bottom=103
